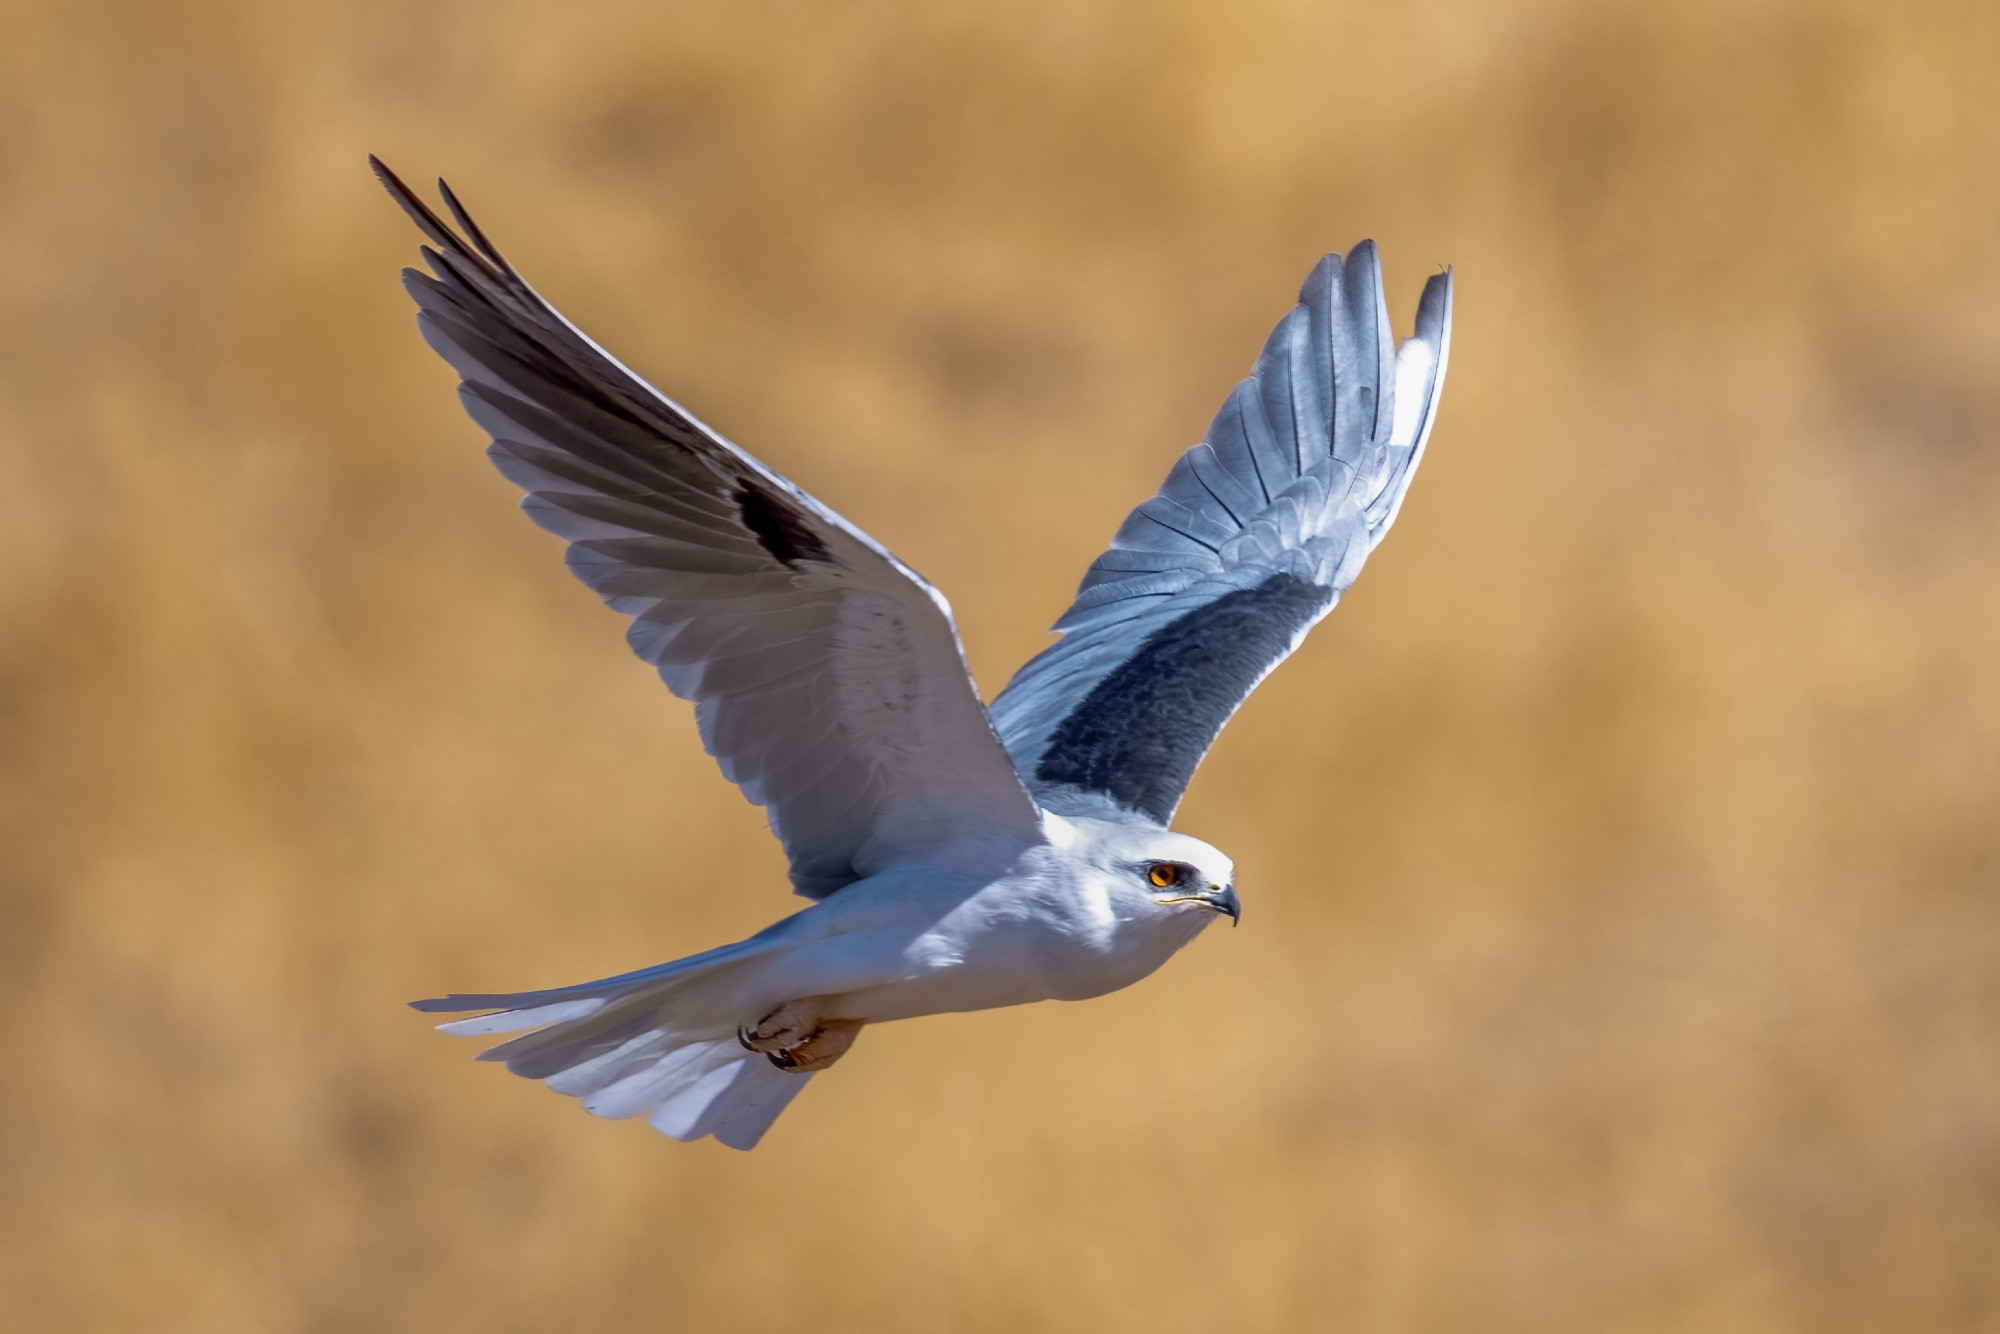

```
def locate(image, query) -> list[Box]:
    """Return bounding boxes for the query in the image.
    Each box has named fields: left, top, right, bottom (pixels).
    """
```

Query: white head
left=1051, top=813, right=1240, bottom=929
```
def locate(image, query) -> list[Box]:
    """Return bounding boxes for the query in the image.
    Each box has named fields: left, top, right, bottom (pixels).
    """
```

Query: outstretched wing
left=375, top=159, right=1042, bottom=897
left=989, top=244, right=1452, bottom=825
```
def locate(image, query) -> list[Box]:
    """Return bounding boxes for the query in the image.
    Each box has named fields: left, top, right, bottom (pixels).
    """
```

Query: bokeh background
left=4, top=0, right=1999, bottom=1329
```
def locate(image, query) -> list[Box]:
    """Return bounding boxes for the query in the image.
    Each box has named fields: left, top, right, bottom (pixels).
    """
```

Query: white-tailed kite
left=377, top=158, right=1452, bottom=1150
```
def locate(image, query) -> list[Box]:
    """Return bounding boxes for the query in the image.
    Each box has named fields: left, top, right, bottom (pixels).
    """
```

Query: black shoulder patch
left=1034, top=572, right=1333, bottom=822
left=735, top=478, right=832, bottom=567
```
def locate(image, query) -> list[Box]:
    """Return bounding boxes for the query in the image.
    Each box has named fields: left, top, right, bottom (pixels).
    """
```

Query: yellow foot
left=738, top=1000, right=864, bottom=1074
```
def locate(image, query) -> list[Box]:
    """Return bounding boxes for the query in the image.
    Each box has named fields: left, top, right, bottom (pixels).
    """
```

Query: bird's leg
left=738, top=999, right=864, bottom=1073
left=738, top=998, right=819, bottom=1053
left=767, top=1018, right=863, bottom=1072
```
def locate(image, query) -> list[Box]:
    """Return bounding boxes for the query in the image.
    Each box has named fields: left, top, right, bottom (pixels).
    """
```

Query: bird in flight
left=376, top=158, right=1452, bottom=1150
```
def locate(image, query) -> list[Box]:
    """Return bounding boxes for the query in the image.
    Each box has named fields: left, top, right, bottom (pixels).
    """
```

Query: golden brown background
left=5, top=0, right=1999, bottom=1329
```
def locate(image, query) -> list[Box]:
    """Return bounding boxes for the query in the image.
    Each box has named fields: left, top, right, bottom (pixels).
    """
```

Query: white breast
left=817, top=846, right=1217, bottom=1022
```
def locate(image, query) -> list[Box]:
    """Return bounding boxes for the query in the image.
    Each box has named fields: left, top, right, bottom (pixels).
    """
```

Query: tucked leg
left=738, top=999, right=865, bottom=1073
left=767, top=1018, right=863, bottom=1073
left=738, top=998, right=819, bottom=1053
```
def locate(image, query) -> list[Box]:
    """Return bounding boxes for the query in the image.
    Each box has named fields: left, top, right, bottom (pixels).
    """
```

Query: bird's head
left=1056, top=817, right=1239, bottom=928
left=1138, top=849, right=1240, bottom=925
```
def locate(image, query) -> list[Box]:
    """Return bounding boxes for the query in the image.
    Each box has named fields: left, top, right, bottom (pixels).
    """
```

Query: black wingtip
left=408, top=994, right=508, bottom=1014
left=367, top=154, right=421, bottom=213
left=371, top=155, right=525, bottom=293
left=369, top=154, right=461, bottom=251
left=435, top=175, right=519, bottom=279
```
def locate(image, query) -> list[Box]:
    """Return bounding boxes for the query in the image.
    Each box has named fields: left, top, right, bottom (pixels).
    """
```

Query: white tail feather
left=544, top=1030, right=674, bottom=1096
left=427, top=938, right=817, bottom=1149
left=436, top=997, right=607, bottom=1036
left=645, top=1047, right=751, bottom=1138
left=705, top=1060, right=816, bottom=1150
left=583, top=1042, right=718, bottom=1120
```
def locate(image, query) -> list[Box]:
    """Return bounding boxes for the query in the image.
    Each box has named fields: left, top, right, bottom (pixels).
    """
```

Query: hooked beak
left=1160, top=884, right=1240, bottom=926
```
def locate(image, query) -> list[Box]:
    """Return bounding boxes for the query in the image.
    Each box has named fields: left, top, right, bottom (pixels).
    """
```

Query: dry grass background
left=2, top=0, right=1998, bottom=1329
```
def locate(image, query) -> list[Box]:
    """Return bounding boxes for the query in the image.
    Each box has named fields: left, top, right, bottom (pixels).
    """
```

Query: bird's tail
left=412, top=936, right=809, bottom=1150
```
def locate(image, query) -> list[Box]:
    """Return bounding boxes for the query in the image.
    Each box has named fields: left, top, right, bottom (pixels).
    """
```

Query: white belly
left=782, top=863, right=1216, bottom=1024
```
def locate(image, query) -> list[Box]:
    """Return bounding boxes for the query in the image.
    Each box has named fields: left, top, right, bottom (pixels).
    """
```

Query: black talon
left=767, top=1048, right=798, bottom=1070
left=737, top=1025, right=757, bottom=1051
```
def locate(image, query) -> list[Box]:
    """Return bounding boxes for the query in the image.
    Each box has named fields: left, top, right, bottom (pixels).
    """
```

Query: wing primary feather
left=370, top=156, right=462, bottom=256
left=1131, top=508, right=1222, bottom=555
left=991, top=243, right=1451, bottom=824
left=1182, top=461, right=1244, bottom=527
left=437, top=175, right=524, bottom=281
left=376, top=157, right=1044, bottom=900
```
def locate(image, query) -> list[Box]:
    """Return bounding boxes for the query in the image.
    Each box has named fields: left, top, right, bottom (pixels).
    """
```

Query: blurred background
left=3, top=0, right=1998, bottom=1329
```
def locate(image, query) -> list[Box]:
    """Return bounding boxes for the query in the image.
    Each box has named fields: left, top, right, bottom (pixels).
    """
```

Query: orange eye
left=1147, top=863, right=1182, bottom=889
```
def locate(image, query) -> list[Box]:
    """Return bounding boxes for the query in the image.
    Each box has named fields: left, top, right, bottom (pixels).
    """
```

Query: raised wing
left=374, top=159, right=1042, bottom=897
left=989, top=244, right=1451, bottom=825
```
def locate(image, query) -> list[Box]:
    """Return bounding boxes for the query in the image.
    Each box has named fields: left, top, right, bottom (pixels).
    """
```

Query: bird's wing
left=989, top=244, right=1452, bottom=825
left=374, top=160, right=1042, bottom=898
